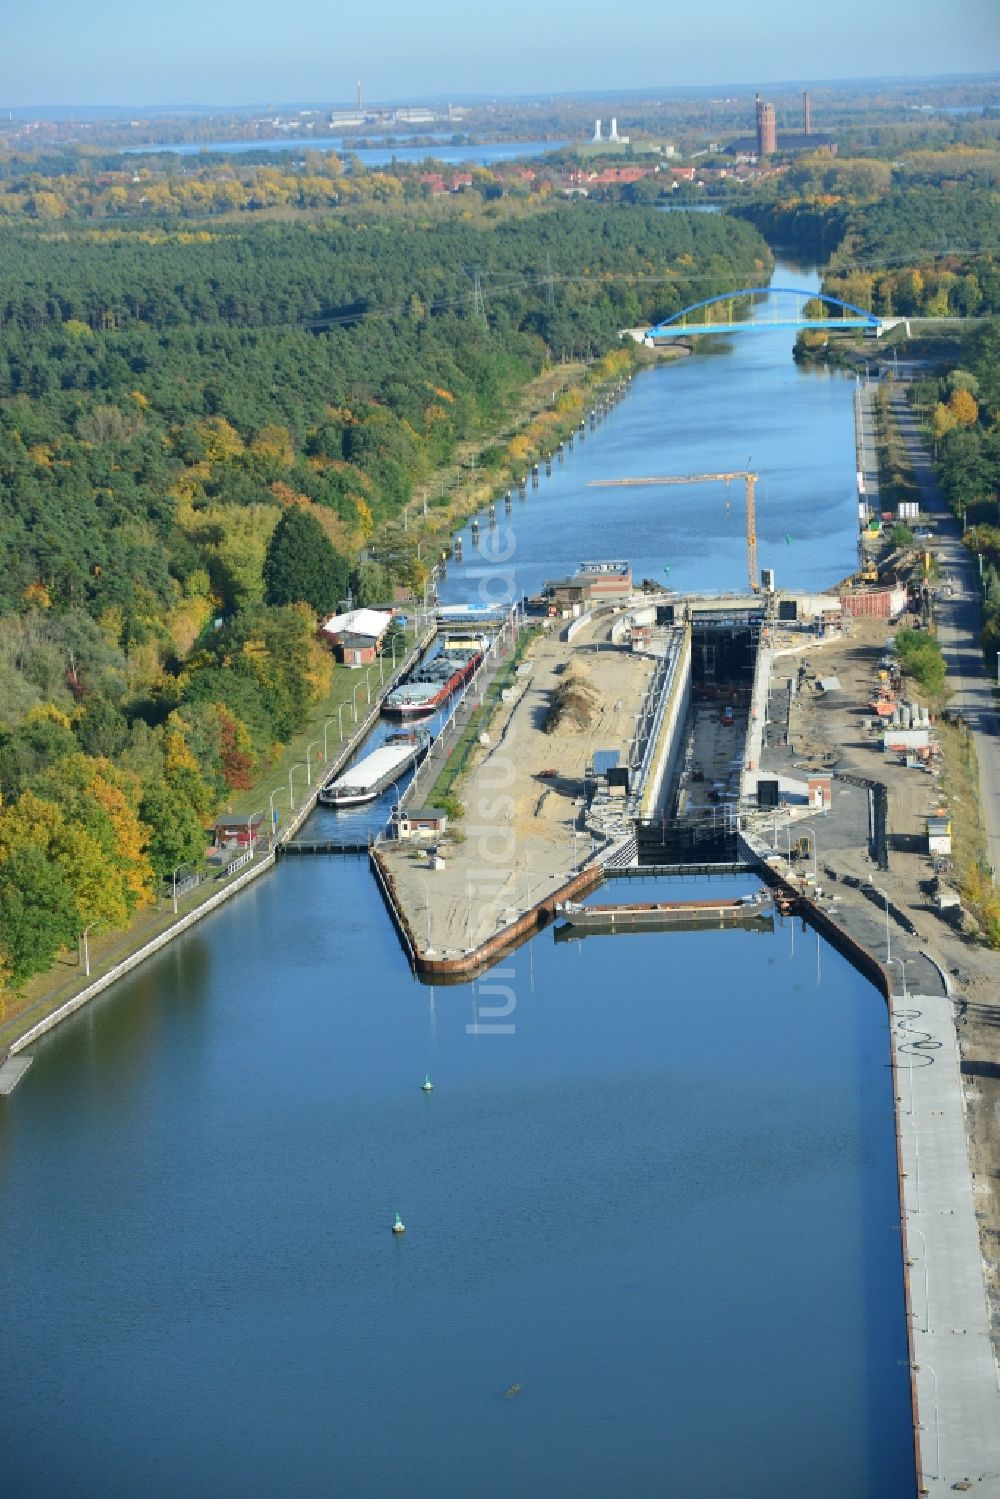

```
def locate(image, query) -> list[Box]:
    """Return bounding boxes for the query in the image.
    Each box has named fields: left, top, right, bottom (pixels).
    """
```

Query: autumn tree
left=30, top=754, right=154, bottom=922
left=949, top=387, right=979, bottom=427
left=931, top=403, right=958, bottom=448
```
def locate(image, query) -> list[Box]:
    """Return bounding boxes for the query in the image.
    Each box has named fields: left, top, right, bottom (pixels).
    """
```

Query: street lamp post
left=337, top=701, right=347, bottom=742
left=872, top=884, right=891, bottom=963
left=352, top=680, right=365, bottom=723
left=907, top=1221, right=930, bottom=1334
left=323, top=716, right=340, bottom=761
left=268, top=789, right=280, bottom=838
left=289, top=762, right=306, bottom=810
left=800, top=825, right=817, bottom=883
left=80, top=922, right=96, bottom=977
left=170, top=866, right=184, bottom=914
left=365, top=665, right=375, bottom=705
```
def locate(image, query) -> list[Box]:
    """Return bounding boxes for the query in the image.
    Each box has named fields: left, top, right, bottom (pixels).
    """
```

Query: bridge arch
left=646, top=286, right=881, bottom=338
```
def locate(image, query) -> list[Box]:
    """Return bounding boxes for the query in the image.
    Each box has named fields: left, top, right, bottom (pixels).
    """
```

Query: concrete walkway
left=892, top=986, right=1000, bottom=1496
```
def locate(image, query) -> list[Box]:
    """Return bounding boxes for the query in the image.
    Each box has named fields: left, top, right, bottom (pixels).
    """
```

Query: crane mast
left=589, top=471, right=760, bottom=593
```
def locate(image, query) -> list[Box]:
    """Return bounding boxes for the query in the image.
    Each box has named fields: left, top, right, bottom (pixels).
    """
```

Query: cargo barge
left=555, top=891, right=774, bottom=935
left=318, top=729, right=431, bottom=807
left=382, top=643, right=484, bottom=718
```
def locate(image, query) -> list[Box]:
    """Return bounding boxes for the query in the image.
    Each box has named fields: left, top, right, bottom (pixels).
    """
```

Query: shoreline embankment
left=0, top=627, right=434, bottom=1061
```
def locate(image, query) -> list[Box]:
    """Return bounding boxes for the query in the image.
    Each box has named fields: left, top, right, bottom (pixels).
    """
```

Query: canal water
left=443, top=255, right=858, bottom=606
left=0, top=252, right=915, bottom=1498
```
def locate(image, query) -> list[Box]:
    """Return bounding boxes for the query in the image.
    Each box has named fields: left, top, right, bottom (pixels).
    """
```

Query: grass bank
left=937, top=718, right=1000, bottom=946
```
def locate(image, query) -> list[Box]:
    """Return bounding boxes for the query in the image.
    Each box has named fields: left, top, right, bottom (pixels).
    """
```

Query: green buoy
left=392, top=1212, right=406, bottom=1235
left=421, top=1074, right=434, bottom=1092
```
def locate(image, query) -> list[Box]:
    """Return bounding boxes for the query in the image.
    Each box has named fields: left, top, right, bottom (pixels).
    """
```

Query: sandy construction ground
left=381, top=616, right=656, bottom=956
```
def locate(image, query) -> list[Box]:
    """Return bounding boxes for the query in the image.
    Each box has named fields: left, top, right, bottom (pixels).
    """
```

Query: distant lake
left=122, top=138, right=568, bottom=167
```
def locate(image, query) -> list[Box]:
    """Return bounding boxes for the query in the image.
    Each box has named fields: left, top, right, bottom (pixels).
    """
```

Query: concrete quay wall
left=370, top=845, right=602, bottom=979
left=10, top=853, right=276, bottom=1055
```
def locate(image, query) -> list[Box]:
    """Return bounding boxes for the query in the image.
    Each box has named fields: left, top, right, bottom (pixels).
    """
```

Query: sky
left=1, top=0, right=998, bottom=108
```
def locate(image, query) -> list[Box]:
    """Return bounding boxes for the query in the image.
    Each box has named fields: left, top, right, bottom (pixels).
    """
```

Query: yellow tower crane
left=588, top=471, right=760, bottom=593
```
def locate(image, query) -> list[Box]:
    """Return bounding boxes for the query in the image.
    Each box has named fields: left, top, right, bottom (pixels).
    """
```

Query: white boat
left=318, top=730, right=430, bottom=807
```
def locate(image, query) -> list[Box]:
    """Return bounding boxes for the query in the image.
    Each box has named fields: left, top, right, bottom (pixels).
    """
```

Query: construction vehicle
left=858, top=558, right=879, bottom=584
left=588, top=470, right=760, bottom=593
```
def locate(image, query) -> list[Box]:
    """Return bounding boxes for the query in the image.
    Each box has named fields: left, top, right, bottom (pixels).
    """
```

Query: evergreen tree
left=262, top=507, right=348, bottom=614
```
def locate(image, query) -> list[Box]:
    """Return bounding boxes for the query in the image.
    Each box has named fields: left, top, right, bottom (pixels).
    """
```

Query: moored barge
left=382, top=643, right=483, bottom=718
left=318, top=729, right=431, bottom=807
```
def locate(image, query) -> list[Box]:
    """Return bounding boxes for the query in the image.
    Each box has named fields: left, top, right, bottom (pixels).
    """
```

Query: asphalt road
left=890, top=389, right=1000, bottom=883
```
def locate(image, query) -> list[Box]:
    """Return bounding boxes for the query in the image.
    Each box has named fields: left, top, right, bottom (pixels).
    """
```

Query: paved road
left=889, top=388, right=1000, bottom=883
left=856, top=379, right=881, bottom=512
left=892, top=988, right=1000, bottom=1497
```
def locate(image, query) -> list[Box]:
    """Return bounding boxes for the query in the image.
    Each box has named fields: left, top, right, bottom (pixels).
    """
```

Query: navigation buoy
left=421, top=1075, right=434, bottom=1092
left=392, top=1213, right=406, bottom=1235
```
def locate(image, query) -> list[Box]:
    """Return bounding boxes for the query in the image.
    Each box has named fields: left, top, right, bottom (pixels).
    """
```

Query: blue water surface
left=0, top=866, right=912, bottom=1498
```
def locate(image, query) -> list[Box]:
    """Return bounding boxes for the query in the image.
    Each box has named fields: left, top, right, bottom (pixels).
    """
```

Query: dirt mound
left=543, top=663, right=600, bottom=735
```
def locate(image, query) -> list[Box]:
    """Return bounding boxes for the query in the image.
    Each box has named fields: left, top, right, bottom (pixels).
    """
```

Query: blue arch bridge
left=644, top=286, right=884, bottom=340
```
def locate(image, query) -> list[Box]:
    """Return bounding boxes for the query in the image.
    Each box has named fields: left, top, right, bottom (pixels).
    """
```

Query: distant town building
left=755, top=94, right=777, bottom=157
left=587, top=118, right=631, bottom=150
left=726, top=89, right=835, bottom=161
left=770, top=132, right=836, bottom=155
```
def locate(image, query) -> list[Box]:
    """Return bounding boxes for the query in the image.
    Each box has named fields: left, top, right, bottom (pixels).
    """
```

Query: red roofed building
left=589, top=165, right=657, bottom=185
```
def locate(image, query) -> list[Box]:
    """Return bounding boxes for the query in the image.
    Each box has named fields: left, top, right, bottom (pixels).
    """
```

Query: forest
left=0, top=199, right=772, bottom=992
left=928, top=319, right=1000, bottom=661
left=733, top=146, right=1000, bottom=320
